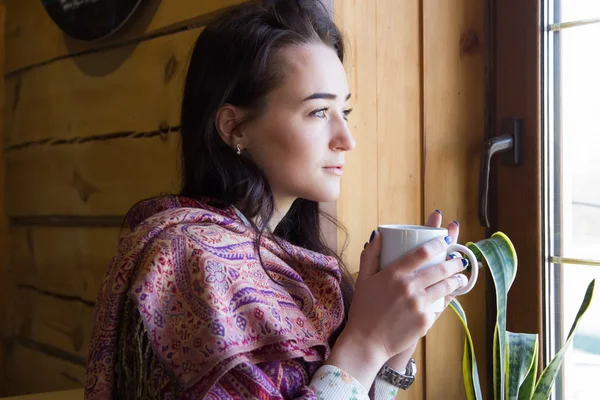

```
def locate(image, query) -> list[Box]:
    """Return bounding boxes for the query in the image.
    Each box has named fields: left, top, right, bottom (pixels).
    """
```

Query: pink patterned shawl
left=85, top=196, right=345, bottom=398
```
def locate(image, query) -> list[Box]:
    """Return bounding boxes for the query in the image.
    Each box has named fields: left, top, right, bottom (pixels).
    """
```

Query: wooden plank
left=6, top=135, right=179, bottom=216
left=334, top=0, right=379, bottom=274
left=494, top=0, right=543, bottom=354
left=422, top=0, right=488, bottom=398
left=0, top=1, right=8, bottom=392
left=2, top=343, right=85, bottom=397
left=5, top=0, right=248, bottom=74
left=5, top=27, right=200, bottom=147
left=0, top=388, right=83, bottom=400
left=376, top=0, right=422, bottom=228
left=375, top=1, right=424, bottom=399
left=7, top=288, right=94, bottom=358
left=8, top=227, right=120, bottom=301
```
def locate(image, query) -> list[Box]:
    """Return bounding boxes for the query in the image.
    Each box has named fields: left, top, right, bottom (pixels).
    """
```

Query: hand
left=425, top=209, right=462, bottom=319
left=326, top=224, right=469, bottom=389
left=350, top=230, right=467, bottom=357
left=383, top=210, right=463, bottom=372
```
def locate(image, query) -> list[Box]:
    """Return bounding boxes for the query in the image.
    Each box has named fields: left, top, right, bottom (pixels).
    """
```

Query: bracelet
left=376, top=358, right=416, bottom=390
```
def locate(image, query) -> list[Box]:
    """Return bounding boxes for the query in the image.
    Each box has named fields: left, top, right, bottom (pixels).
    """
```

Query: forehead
left=272, top=43, right=350, bottom=102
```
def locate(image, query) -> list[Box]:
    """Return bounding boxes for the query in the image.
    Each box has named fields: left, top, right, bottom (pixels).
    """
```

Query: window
left=544, top=1, right=600, bottom=399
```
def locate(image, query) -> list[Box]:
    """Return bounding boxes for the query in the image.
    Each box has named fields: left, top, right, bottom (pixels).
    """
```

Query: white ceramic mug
left=377, top=224, right=479, bottom=312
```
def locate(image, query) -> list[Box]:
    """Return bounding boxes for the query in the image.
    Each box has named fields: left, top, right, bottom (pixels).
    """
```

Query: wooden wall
left=1, top=0, right=488, bottom=398
left=0, top=1, right=7, bottom=388
left=334, top=0, right=488, bottom=399
left=1, top=0, right=246, bottom=396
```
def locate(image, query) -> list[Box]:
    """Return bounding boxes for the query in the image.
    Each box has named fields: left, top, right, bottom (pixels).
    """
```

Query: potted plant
left=451, top=232, right=596, bottom=400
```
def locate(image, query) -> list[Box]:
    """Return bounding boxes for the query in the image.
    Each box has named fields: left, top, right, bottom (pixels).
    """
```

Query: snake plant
left=450, top=232, right=596, bottom=400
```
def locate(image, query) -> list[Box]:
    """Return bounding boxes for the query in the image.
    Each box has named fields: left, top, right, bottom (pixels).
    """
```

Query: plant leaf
left=467, top=232, right=518, bottom=400
left=450, top=298, right=483, bottom=400
left=532, top=279, right=596, bottom=400
left=518, top=336, right=538, bottom=400
left=506, top=331, right=538, bottom=400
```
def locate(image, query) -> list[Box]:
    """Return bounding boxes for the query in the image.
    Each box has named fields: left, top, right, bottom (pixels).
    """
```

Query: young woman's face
left=242, top=43, right=355, bottom=210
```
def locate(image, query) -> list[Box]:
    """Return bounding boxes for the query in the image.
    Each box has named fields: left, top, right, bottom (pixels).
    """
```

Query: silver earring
left=236, top=144, right=242, bottom=155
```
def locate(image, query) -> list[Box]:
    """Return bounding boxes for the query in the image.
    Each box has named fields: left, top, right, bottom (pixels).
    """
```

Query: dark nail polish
left=461, top=258, right=469, bottom=268
left=435, top=209, right=442, bottom=215
left=449, top=254, right=457, bottom=259
left=453, top=220, right=460, bottom=227
left=369, top=230, right=376, bottom=243
left=444, top=236, right=453, bottom=244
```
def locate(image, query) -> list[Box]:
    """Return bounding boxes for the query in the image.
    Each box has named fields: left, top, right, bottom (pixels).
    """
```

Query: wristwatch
left=376, top=358, right=417, bottom=390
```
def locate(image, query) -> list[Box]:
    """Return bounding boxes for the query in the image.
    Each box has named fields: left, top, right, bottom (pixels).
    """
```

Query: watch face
left=41, top=0, right=143, bottom=41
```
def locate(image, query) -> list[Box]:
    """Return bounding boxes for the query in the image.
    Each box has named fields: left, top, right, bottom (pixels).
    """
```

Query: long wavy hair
left=178, top=0, right=354, bottom=343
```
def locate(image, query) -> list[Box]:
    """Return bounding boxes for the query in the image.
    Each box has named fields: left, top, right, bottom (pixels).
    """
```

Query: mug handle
left=447, top=244, right=479, bottom=296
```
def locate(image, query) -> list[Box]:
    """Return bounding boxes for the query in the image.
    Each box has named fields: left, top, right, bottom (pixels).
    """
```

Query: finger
left=391, top=236, right=451, bottom=274
left=447, top=220, right=460, bottom=243
left=443, top=295, right=455, bottom=309
left=447, top=251, right=463, bottom=260
left=357, top=230, right=382, bottom=282
left=425, top=274, right=468, bottom=304
left=415, top=258, right=468, bottom=288
left=433, top=296, right=455, bottom=320
left=425, top=210, right=442, bottom=228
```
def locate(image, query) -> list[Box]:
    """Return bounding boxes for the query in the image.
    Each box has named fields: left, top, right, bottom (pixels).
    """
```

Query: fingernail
left=453, top=220, right=460, bottom=227
left=461, top=258, right=469, bottom=269
left=457, top=275, right=465, bottom=287
left=369, top=230, right=376, bottom=243
left=435, top=209, right=442, bottom=215
left=449, top=254, right=457, bottom=259
left=364, top=242, right=368, bottom=249
left=444, top=236, right=453, bottom=244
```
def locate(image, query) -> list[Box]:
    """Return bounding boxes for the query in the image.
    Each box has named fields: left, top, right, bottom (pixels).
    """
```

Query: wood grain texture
left=375, top=1, right=424, bottom=399
left=2, top=344, right=86, bottom=397
left=376, top=0, right=422, bottom=227
left=0, top=1, right=8, bottom=390
left=4, top=0, right=247, bottom=74
left=335, top=0, right=487, bottom=398
left=8, top=227, right=120, bottom=301
left=494, top=0, right=542, bottom=345
left=2, top=227, right=120, bottom=386
left=422, top=0, right=488, bottom=398
left=5, top=28, right=200, bottom=147
left=333, top=0, right=378, bottom=272
left=6, top=135, right=179, bottom=216
left=8, top=289, right=94, bottom=359
left=0, top=388, right=83, bottom=400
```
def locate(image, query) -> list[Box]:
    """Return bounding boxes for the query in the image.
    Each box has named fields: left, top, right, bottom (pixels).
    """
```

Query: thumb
left=357, top=230, right=382, bottom=283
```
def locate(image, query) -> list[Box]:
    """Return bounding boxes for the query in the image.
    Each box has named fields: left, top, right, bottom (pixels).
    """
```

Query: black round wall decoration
left=41, top=0, right=143, bottom=41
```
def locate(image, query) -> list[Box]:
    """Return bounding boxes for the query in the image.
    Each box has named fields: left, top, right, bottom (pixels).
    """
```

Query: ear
left=215, top=104, right=246, bottom=149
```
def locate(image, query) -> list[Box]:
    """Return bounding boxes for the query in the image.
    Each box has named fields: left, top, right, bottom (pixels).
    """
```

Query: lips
left=323, top=165, right=344, bottom=176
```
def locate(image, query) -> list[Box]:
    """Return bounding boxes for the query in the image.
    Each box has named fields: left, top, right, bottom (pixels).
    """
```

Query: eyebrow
left=302, top=93, right=352, bottom=102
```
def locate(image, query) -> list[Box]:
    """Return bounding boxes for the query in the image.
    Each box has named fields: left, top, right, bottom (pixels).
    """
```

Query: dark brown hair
left=179, top=0, right=354, bottom=343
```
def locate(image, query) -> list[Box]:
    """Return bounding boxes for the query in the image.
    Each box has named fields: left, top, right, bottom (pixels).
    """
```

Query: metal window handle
left=478, top=118, right=523, bottom=227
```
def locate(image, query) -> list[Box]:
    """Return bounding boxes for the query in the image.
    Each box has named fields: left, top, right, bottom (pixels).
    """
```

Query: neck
left=267, top=194, right=296, bottom=231
left=235, top=194, right=296, bottom=232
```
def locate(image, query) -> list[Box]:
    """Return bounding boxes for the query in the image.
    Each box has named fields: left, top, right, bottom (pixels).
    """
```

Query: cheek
left=257, top=118, right=320, bottom=170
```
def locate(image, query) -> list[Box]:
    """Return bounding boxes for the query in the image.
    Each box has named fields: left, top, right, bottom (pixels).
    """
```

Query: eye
left=310, top=107, right=329, bottom=119
left=342, top=108, right=353, bottom=121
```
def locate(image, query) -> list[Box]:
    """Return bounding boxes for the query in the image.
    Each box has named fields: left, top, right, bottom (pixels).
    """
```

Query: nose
left=331, top=118, right=356, bottom=152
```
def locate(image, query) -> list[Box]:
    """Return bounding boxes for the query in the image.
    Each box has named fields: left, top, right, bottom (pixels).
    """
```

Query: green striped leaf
left=532, top=279, right=596, bottom=400
left=467, top=232, right=518, bottom=400
left=517, top=336, right=538, bottom=400
left=506, top=331, right=538, bottom=399
left=450, top=298, right=483, bottom=400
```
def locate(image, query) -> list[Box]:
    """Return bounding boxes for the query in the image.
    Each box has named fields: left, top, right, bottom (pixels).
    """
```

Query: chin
left=301, top=184, right=340, bottom=204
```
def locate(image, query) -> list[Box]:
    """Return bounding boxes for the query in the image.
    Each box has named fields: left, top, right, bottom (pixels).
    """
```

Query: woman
left=85, top=0, right=468, bottom=398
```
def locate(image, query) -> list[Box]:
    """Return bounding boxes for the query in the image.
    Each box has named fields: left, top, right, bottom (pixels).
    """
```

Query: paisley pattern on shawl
left=85, top=196, right=345, bottom=399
